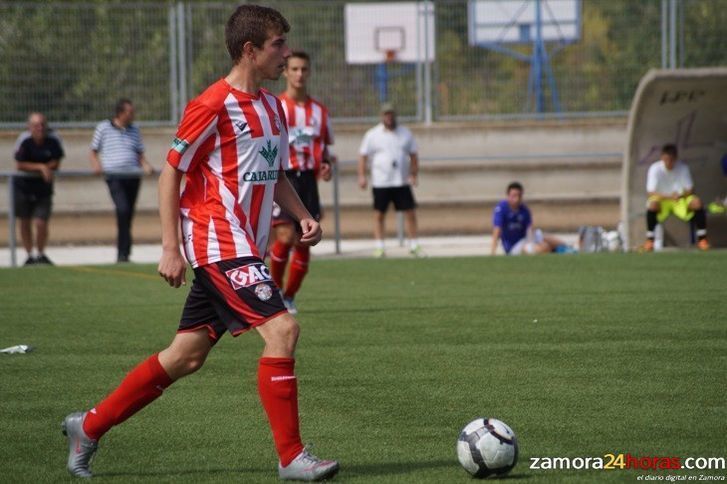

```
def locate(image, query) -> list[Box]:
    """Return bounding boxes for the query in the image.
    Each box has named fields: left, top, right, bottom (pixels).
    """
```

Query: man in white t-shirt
left=357, top=103, right=421, bottom=257
left=643, top=144, right=709, bottom=251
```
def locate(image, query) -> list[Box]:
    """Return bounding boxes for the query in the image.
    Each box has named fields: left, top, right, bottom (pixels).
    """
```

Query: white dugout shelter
left=622, top=68, right=727, bottom=249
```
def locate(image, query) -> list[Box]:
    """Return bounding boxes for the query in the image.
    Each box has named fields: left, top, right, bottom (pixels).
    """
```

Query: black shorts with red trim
left=178, top=257, right=287, bottom=343
left=272, top=170, right=321, bottom=227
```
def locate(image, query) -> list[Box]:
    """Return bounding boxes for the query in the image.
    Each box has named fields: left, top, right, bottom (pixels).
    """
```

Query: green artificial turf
left=0, top=253, right=725, bottom=483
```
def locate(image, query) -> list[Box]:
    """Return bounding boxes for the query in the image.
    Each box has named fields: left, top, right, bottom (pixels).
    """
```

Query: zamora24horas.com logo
left=529, top=453, right=726, bottom=473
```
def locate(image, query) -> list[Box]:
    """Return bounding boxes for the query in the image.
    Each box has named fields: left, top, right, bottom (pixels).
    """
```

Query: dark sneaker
left=36, top=254, right=54, bottom=265
left=279, top=448, right=339, bottom=481
left=23, top=256, right=37, bottom=266
left=62, top=412, right=98, bottom=478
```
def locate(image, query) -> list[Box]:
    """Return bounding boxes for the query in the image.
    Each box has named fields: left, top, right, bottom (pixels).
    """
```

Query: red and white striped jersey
left=278, top=93, right=333, bottom=173
left=166, top=79, right=288, bottom=268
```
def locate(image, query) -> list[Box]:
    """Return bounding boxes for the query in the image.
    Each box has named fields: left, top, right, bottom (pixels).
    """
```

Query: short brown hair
left=287, top=50, right=310, bottom=65
left=225, top=5, right=290, bottom=63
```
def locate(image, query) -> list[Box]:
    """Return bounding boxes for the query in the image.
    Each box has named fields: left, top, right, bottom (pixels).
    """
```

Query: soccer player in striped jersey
left=62, top=6, right=338, bottom=481
left=270, top=51, right=335, bottom=314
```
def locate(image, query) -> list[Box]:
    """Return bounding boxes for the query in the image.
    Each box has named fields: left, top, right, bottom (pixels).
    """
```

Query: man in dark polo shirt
left=13, top=112, right=64, bottom=265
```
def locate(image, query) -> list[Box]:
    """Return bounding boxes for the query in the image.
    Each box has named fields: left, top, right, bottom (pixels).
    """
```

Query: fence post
left=176, top=2, right=188, bottom=115
left=169, top=4, right=179, bottom=123
left=332, top=161, right=342, bottom=255
left=8, top=176, right=17, bottom=267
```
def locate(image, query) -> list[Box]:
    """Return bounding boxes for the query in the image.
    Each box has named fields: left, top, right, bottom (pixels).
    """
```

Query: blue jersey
left=492, top=200, right=532, bottom=254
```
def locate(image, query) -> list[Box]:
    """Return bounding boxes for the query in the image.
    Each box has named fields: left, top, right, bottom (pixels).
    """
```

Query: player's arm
left=491, top=226, right=501, bottom=256
left=274, top=175, right=322, bottom=246
left=357, top=155, right=368, bottom=189
left=157, top=162, right=187, bottom=288
left=409, top=152, right=419, bottom=186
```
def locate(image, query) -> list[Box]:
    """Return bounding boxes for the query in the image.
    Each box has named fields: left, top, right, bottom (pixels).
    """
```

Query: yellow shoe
left=697, top=238, right=710, bottom=251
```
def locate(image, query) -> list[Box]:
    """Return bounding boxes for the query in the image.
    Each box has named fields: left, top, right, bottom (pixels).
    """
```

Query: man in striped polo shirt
left=90, top=98, right=154, bottom=262
left=270, top=50, right=335, bottom=314
left=63, top=5, right=338, bottom=481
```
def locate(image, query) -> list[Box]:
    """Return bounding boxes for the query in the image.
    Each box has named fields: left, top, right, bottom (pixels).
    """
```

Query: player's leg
left=644, top=198, right=661, bottom=251
left=63, top=330, right=211, bottom=477
left=283, top=243, right=309, bottom=308
left=256, top=314, right=339, bottom=480
left=270, top=222, right=296, bottom=288
left=282, top=172, right=320, bottom=310
left=686, top=195, right=709, bottom=249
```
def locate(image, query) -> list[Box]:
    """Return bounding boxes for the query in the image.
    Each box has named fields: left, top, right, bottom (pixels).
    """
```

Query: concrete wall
left=1, top=118, right=626, bottom=245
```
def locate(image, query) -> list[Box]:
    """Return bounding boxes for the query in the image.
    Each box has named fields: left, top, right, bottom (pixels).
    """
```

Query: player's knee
left=648, top=200, right=660, bottom=212
left=267, top=316, right=300, bottom=349
left=689, top=196, right=703, bottom=210
left=179, top=351, right=208, bottom=375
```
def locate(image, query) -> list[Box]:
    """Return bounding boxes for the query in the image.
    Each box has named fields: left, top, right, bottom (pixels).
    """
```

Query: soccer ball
left=456, top=418, right=518, bottom=478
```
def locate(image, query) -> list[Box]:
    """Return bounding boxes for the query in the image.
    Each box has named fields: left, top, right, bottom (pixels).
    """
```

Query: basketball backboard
left=468, top=0, right=580, bottom=46
left=345, top=2, right=435, bottom=64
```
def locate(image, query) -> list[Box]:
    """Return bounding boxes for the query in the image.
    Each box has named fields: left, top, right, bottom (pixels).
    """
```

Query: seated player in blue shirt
left=490, top=182, right=572, bottom=255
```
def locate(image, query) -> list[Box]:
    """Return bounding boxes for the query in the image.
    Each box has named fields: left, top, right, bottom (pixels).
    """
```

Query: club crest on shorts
left=254, top=284, right=273, bottom=301
left=225, top=263, right=272, bottom=290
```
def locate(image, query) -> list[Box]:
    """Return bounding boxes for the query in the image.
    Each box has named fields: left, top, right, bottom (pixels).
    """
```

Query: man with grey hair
left=13, top=112, right=64, bottom=265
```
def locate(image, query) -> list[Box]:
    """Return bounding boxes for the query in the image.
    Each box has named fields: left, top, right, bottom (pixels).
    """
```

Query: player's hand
left=358, top=175, right=367, bottom=190
left=298, top=218, right=322, bottom=246
left=320, top=162, right=332, bottom=182
left=408, top=173, right=418, bottom=186
left=142, top=163, right=155, bottom=176
left=158, top=248, right=187, bottom=288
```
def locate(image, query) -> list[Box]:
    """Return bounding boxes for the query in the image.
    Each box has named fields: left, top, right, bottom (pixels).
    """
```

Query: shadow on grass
left=344, top=459, right=531, bottom=479
left=95, top=461, right=531, bottom=480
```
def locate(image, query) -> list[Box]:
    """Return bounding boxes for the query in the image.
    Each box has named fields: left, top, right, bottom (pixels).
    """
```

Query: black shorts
left=14, top=189, right=52, bottom=220
left=178, top=257, right=287, bottom=343
left=372, top=186, right=416, bottom=213
left=273, top=170, right=321, bottom=226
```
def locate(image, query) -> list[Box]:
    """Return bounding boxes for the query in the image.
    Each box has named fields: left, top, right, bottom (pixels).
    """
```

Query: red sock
left=270, top=240, right=292, bottom=289
left=83, top=353, right=173, bottom=441
left=258, top=357, right=304, bottom=466
left=284, top=245, right=310, bottom=298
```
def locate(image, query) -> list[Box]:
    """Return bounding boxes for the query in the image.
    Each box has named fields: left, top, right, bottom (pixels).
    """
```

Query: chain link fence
left=1, top=0, right=725, bottom=127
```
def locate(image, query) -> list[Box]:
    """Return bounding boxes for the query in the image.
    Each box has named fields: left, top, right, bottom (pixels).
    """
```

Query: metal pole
left=422, top=1, right=433, bottom=125
left=534, top=0, right=544, bottom=113
left=8, top=175, right=17, bottom=267
left=678, top=0, right=684, bottom=67
left=332, top=161, right=341, bottom=255
left=415, top=0, right=424, bottom=122
left=176, top=2, right=188, bottom=114
left=396, top=212, right=405, bottom=247
left=669, top=0, right=677, bottom=69
left=169, top=5, right=179, bottom=123
left=661, top=0, right=668, bottom=69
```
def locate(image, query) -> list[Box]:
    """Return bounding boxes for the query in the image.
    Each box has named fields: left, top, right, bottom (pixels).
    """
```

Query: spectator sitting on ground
left=490, top=181, right=574, bottom=256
